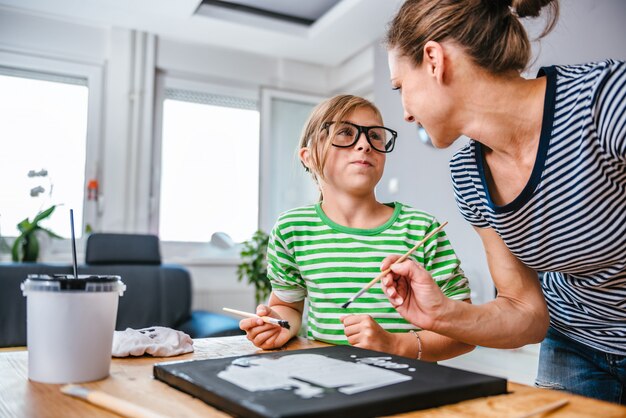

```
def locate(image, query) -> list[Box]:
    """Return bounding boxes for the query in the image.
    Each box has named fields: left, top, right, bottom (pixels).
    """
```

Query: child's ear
left=299, top=147, right=312, bottom=172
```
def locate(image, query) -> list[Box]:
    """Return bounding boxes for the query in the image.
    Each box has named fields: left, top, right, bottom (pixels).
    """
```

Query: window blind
left=165, top=88, right=258, bottom=111
left=0, top=66, right=87, bottom=86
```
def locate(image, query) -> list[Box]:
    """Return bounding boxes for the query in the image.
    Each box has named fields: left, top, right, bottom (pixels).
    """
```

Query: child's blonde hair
left=299, top=94, right=383, bottom=185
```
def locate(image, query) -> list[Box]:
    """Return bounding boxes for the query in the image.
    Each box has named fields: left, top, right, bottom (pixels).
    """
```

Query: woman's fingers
left=386, top=290, right=403, bottom=306
left=381, top=254, right=402, bottom=271
left=381, top=273, right=401, bottom=302
left=389, top=258, right=427, bottom=280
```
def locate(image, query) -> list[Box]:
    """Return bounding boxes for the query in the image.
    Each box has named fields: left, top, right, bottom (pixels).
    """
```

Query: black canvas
left=154, top=345, right=507, bottom=418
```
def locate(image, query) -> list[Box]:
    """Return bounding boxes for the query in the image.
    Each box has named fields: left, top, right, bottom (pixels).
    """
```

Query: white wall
left=373, top=0, right=626, bottom=306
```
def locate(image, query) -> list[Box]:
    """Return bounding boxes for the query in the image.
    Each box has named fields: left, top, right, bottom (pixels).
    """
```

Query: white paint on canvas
left=217, top=353, right=412, bottom=398
left=356, top=357, right=411, bottom=369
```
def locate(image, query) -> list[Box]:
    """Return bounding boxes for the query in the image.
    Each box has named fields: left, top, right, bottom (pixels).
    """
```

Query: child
left=240, top=95, right=473, bottom=361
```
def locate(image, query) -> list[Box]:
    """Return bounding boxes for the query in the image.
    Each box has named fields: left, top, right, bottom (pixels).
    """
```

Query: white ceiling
left=0, top=0, right=403, bottom=66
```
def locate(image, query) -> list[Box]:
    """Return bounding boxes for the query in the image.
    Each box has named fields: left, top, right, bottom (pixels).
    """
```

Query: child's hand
left=340, top=314, right=396, bottom=354
left=239, top=304, right=293, bottom=350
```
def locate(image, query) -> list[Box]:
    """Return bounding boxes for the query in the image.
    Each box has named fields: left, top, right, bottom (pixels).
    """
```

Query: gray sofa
left=0, top=233, right=243, bottom=347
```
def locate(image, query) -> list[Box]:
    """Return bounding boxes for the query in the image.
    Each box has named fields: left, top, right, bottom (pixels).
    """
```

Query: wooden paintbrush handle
left=360, top=221, right=449, bottom=293
left=87, top=391, right=167, bottom=418
left=223, top=307, right=257, bottom=319
left=223, top=308, right=281, bottom=326
left=513, top=399, right=569, bottom=418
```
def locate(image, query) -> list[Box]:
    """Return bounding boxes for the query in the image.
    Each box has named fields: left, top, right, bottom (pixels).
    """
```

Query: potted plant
left=236, top=230, right=271, bottom=305
left=0, top=222, right=10, bottom=259
left=11, top=205, right=62, bottom=262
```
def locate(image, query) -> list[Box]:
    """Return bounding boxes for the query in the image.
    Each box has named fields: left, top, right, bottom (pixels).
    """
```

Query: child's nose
left=355, top=132, right=371, bottom=152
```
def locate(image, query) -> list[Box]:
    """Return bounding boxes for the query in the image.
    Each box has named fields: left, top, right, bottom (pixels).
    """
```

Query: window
left=258, top=89, right=323, bottom=232
left=157, top=87, right=260, bottom=243
left=0, top=68, right=89, bottom=239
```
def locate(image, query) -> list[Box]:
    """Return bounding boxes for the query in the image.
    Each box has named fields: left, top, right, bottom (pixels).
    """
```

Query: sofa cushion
left=177, top=311, right=244, bottom=338
left=86, top=233, right=161, bottom=265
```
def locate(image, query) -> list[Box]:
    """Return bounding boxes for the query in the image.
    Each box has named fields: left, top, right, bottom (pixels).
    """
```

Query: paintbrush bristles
left=276, top=320, right=290, bottom=330
left=341, top=222, right=449, bottom=309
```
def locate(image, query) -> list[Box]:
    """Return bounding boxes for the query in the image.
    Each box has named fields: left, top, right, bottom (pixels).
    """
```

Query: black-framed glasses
left=322, top=121, right=397, bottom=153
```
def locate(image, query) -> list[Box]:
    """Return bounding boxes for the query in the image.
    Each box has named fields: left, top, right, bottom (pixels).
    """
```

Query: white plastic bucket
left=22, top=274, right=125, bottom=384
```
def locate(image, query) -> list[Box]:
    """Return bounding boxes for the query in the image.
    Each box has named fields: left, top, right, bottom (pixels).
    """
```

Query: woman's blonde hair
left=299, top=94, right=383, bottom=185
left=386, top=0, right=559, bottom=74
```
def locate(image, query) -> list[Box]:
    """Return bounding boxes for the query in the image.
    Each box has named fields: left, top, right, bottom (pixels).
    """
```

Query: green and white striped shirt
left=267, top=202, right=471, bottom=345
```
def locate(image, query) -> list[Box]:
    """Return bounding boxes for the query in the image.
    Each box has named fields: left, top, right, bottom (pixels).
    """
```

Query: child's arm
left=240, top=292, right=304, bottom=350
left=341, top=313, right=474, bottom=361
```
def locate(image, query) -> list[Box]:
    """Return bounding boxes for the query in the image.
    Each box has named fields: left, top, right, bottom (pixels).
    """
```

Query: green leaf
left=17, top=218, right=33, bottom=234
left=32, top=205, right=56, bottom=224
left=12, top=204, right=62, bottom=263
left=40, top=227, right=63, bottom=239
left=237, top=229, right=271, bottom=305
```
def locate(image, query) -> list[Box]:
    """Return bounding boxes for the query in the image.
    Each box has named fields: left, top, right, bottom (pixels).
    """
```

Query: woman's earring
left=417, top=126, right=433, bottom=147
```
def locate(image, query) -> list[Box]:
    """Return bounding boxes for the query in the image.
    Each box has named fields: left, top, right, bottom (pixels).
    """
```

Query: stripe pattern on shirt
left=450, top=60, right=626, bottom=355
left=267, top=202, right=470, bottom=345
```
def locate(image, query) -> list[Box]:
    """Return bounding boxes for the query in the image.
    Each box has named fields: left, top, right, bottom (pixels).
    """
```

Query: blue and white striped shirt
left=450, top=60, right=626, bottom=355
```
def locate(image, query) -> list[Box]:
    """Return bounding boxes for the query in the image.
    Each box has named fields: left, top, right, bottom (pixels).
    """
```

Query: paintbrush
left=60, top=384, right=167, bottom=418
left=513, top=399, right=569, bottom=418
left=341, top=221, right=449, bottom=309
left=223, top=307, right=291, bottom=329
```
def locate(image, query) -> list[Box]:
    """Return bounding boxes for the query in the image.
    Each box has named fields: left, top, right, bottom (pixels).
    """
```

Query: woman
left=381, top=0, right=625, bottom=404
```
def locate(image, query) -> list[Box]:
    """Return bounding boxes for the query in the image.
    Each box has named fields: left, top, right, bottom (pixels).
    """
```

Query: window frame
left=258, top=88, right=326, bottom=231
left=0, top=50, right=104, bottom=245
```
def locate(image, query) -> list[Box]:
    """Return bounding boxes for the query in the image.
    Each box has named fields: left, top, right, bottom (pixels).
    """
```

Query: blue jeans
left=535, top=327, right=626, bottom=404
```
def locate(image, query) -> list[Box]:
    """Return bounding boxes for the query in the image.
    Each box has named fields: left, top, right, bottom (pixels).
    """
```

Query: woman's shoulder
left=546, top=59, right=624, bottom=75
left=449, top=140, right=480, bottom=185
left=543, top=59, right=626, bottom=90
left=449, top=140, right=477, bottom=165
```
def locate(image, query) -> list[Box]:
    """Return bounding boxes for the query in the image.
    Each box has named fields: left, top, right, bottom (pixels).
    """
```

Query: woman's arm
left=382, top=226, right=549, bottom=348
left=415, top=328, right=475, bottom=361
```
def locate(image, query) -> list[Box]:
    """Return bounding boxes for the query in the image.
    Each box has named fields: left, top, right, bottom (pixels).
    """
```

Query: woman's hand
left=239, top=304, right=294, bottom=350
left=380, top=255, right=449, bottom=331
left=341, top=314, right=396, bottom=353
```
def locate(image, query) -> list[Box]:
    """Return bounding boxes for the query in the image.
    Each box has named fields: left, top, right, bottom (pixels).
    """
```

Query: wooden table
left=1, top=336, right=624, bottom=418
